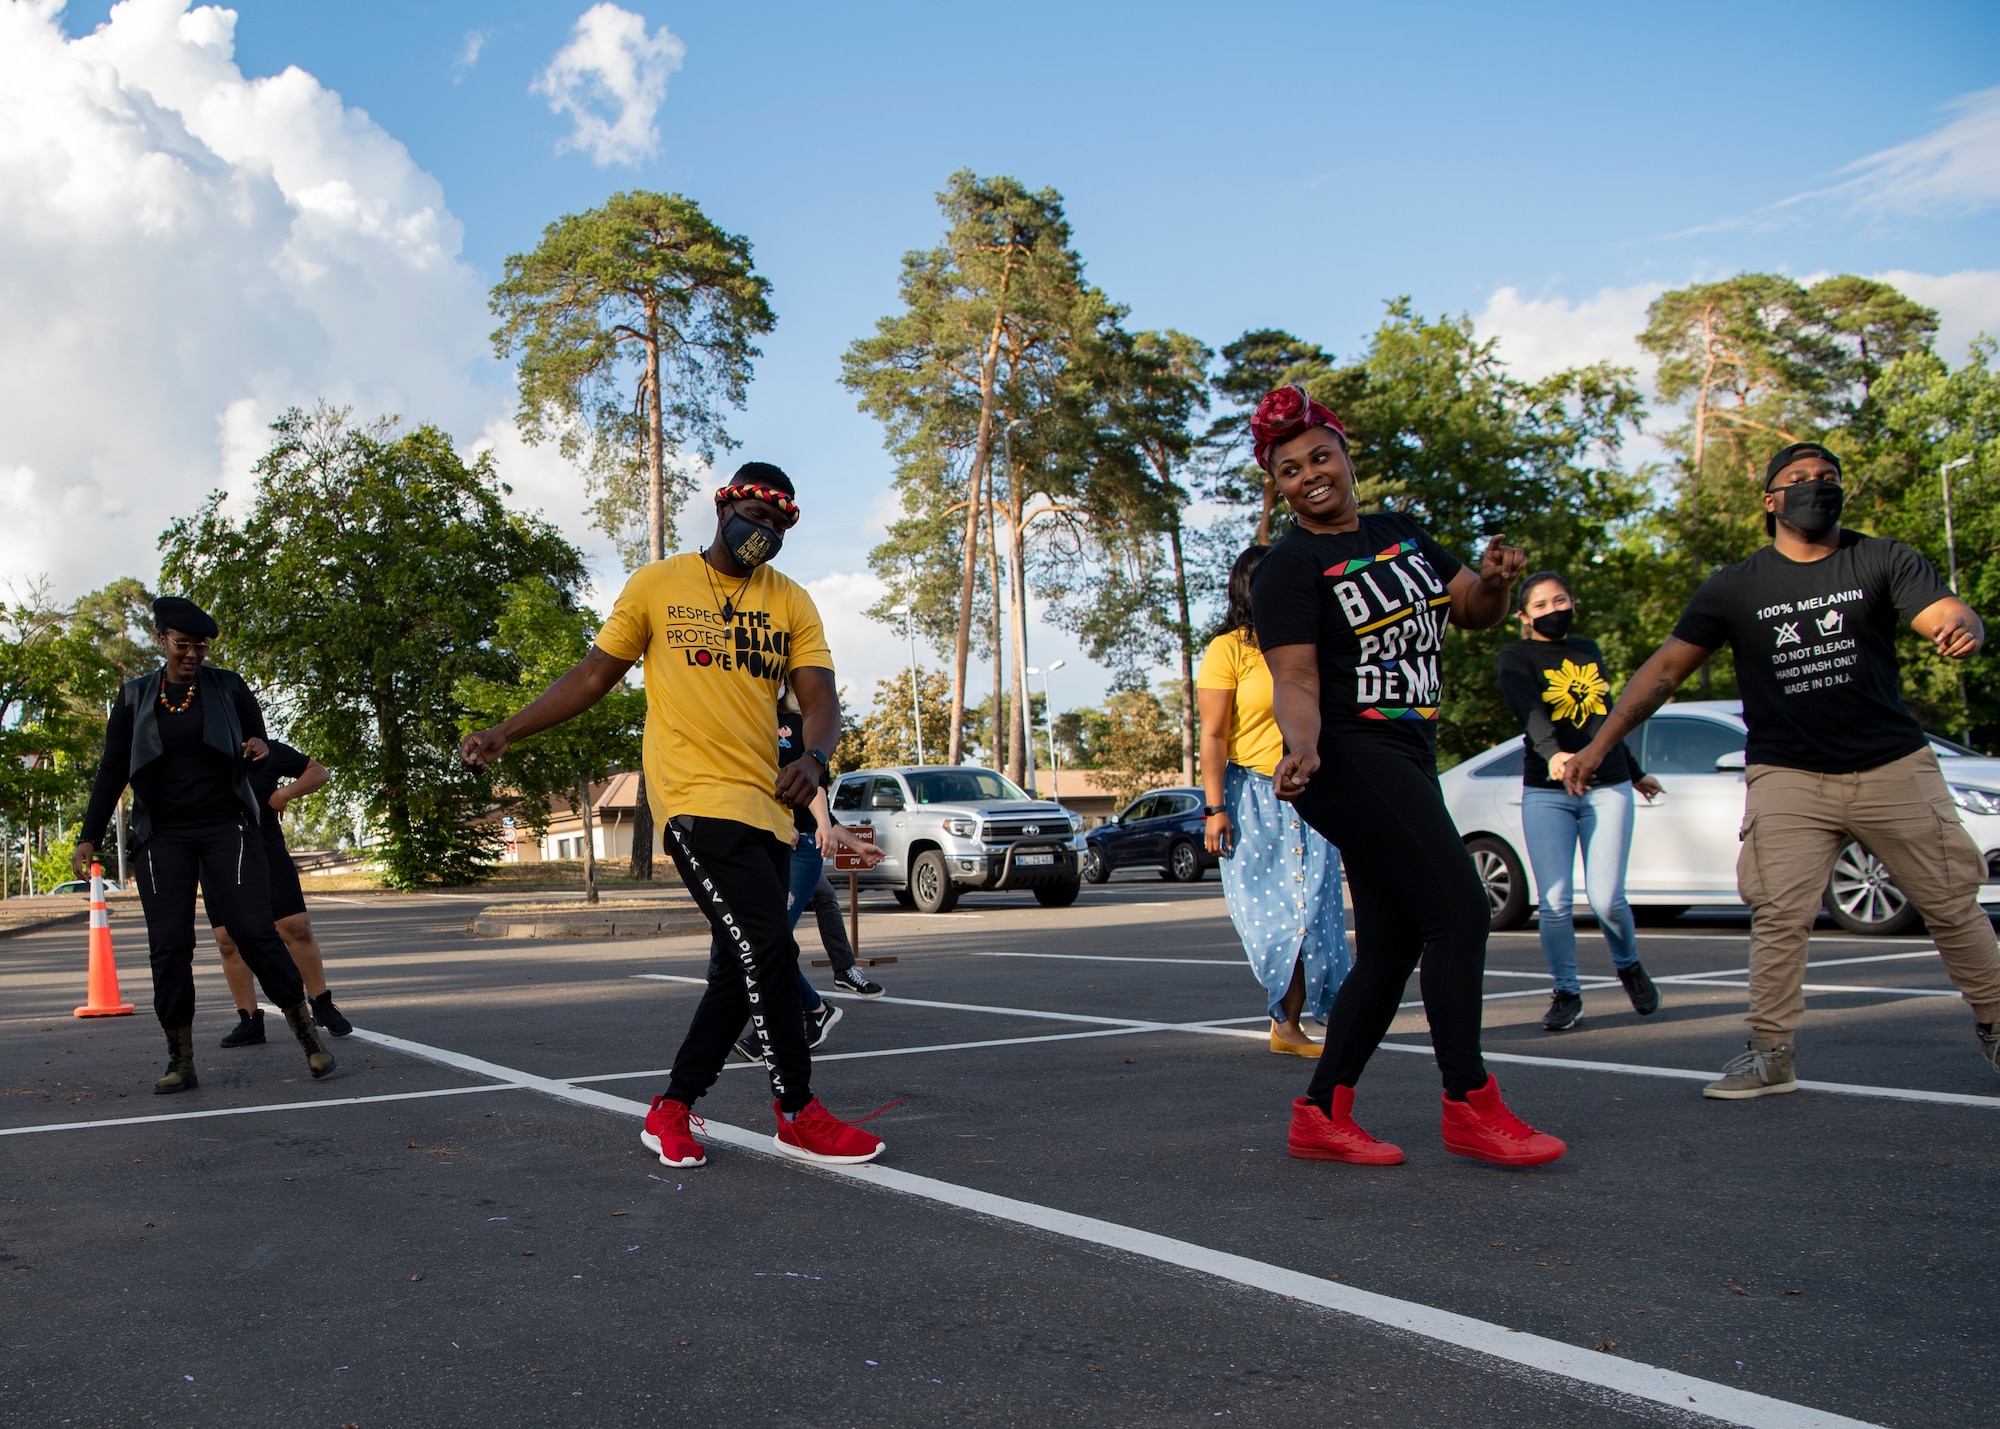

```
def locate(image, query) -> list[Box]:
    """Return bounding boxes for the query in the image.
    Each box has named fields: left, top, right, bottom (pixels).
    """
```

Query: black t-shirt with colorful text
left=1250, top=512, right=1465, bottom=764
left=1670, top=531, right=1950, bottom=773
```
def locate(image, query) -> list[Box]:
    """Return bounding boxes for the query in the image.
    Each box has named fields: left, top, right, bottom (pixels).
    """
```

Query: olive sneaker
left=1703, top=1036, right=1797, bottom=1099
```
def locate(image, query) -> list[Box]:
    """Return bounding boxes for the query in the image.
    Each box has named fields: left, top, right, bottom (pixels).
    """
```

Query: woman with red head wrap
left=1245, top=385, right=1567, bottom=1168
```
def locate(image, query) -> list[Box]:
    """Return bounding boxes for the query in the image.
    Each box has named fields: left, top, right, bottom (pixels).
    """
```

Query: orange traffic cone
left=74, top=862, right=135, bottom=1018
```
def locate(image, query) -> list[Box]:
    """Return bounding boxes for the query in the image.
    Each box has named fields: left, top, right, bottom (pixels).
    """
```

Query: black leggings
left=1292, top=749, right=1490, bottom=1103
left=135, top=818, right=304, bottom=1028
left=660, top=815, right=814, bottom=1115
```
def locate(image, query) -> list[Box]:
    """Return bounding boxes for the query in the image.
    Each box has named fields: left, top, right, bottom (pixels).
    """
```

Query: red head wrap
left=713, top=482, right=801, bottom=528
left=1250, top=384, right=1348, bottom=472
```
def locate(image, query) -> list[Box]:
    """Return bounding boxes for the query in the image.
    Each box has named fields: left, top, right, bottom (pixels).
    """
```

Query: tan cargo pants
left=1737, top=746, right=2000, bottom=1037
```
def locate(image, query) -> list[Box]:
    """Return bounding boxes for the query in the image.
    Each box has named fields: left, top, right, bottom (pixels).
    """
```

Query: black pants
left=1292, top=749, right=1490, bottom=1102
left=808, top=876, right=855, bottom=972
left=134, top=819, right=304, bottom=1029
left=661, top=816, right=813, bottom=1114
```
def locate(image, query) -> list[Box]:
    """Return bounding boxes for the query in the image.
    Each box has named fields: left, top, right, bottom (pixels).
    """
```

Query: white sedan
left=1440, top=699, right=2000, bottom=935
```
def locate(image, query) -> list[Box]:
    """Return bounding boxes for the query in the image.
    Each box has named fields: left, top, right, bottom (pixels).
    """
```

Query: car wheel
left=892, top=889, right=916, bottom=909
left=1168, top=840, right=1204, bottom=883
left=1823, top=840, right=1922, bottom=935
left=1034, top=879, right=1082, bottom=908
left=1081, top=846, right=1109, bottom=884
left=909, top=850, right=960, bottom=914
left=1465, top=835, right=1530, bottom=931
left=1630, top=905, right=1689, bottom=927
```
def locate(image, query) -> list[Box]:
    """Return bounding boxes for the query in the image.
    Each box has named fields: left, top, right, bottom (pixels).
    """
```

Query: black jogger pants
left=661, top=815, right=814, bottom=1114
left=1290, top=749, right=1491, bottom=1102
left=134, top=818, right=304, bottom=1028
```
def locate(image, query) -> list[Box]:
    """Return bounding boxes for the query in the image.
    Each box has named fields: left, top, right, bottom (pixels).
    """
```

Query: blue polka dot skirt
left=1220, top=761, right=1351, bottom=1021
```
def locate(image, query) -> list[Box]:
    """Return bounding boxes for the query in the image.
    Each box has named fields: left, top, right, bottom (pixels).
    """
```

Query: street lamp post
left=1940, top=455, right=1976, bottom=744
left=1025, top=660, right=1065, bottom=801
left=889, top=604, right=924, bottom=766
left=1941, top=454, right=1973, bottom=595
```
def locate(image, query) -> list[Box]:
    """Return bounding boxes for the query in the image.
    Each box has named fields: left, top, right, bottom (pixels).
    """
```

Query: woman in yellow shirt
left=1198, top=545, right=1351, bottom=1056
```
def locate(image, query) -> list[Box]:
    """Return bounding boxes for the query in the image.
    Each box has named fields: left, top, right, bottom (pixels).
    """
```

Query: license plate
left=1016, top=853, right=1054, bottom=865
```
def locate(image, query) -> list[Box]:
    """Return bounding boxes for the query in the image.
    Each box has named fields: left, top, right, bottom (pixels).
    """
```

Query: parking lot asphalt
left=2, top=876, right=1995, bottom=1428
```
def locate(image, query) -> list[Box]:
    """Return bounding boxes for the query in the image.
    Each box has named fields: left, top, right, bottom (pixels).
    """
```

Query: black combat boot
left=154, top=1025, right=198, bottom=1094
left=219, top=1008, right=265, bottom=1047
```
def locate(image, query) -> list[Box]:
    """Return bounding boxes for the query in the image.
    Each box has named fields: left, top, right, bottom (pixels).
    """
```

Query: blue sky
left=14, top=0, right=2000, bottom=711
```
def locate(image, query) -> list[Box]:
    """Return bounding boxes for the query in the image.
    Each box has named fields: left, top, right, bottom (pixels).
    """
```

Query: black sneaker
left=832, top=967, right=885, bottom=998
left=218, top=1008, right=265, bottom=1048
left=805, top=1002, right=843, bottom=1050
left=1617, top=962, right=1661, bottom=1016
left=311, top=990, right=353, bottom=1037
left=1979, top=1022, right=1998, bottom=1075
left=1542, top=991, right=1583, bottom=1032
left=733, top=1034, right=764, bottom=1063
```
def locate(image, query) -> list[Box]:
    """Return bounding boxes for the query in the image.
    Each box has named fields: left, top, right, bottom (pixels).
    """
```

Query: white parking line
left=340, top=1025, right=1883, bottom=1429
left=0, top=1082, right=513, bottom=1137
left=970, top=951, right=1245, bottom=967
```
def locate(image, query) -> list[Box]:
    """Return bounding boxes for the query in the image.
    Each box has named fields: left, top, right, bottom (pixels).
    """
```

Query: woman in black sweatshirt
left=1496, top=573, right=1664, bottom=1032
left=73, top=597, right=335, bottom=1092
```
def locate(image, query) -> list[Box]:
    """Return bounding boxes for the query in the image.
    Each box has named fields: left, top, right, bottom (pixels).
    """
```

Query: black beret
left=152, top=596, right=217, bottom=640
left=1763, top=443, right=1841, bottom=489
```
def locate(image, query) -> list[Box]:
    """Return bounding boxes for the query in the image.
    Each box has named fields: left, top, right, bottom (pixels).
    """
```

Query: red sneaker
left=640, top=1095, right=707, bottom=1168
left=1287, top=1088, right=1404, bottom=1165
left=1440, top=1077, right=1566, bottom=1166
left=773, top=1097, right=885, bottom=1165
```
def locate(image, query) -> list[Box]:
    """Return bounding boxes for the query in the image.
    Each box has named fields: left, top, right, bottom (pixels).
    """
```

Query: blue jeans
left=1521, top=782, right=1639, bottom=994
left=787, top=838, right=824, bottom=1012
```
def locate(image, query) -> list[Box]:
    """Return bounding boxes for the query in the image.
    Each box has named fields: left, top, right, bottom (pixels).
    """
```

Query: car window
left=831, top=778, right=867, bottom=813
left=868, top=777, right=906, bottom=808
left=1122, top=796, right=1157, bottom=822
left=1471, top=747, right=1525, bottom=779
left=1640, top=716, right=1746, bottom=774
left=906, top=769, right=1028, bottom=804
left=1927, top=732, right=1977, bottom=757
left=1163, top=793, right=1200, bottom=817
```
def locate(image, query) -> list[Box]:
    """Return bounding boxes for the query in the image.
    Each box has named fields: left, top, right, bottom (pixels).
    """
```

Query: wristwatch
left=1203, top=805, right=1226, bottom=816
left=805, top=748, right=831, bottom=781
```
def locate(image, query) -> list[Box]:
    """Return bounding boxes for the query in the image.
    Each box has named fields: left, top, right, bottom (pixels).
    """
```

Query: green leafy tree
left=491, top=191, right=775, bottom=566
left=458, top=579, right=644, bottom=903
left=0, top=583, right=116, bottom=896
left=843, top=172, right=1122, bottom=772
left=1095, top=684, right=1184, bottom=806
left=160, top=406, right=587, bottom=888
left=832, top=671, right=955, bottom=775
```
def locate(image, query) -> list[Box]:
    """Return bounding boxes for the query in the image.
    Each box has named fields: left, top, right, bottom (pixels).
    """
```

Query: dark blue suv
left=1081, top=786, right=1214, bottom=884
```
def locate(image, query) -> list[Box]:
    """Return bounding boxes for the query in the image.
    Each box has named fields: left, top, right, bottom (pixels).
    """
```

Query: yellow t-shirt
left=594, top=553, right=834, bottom=842
left=1196, top=630, right=1284, bottom=777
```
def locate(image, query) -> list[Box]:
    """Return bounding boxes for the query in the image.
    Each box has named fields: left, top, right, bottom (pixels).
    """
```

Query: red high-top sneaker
left=1440, top=1077, right=1566, bottom=1166
left=640, top=1095, right=707, bottom=1168
left=1287, top=1088, right=1405, bottom=1165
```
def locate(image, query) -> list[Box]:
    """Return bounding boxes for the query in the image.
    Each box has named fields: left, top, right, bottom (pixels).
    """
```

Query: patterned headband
left=713, top=483, right=800, bottom=528
left=1250, top=383, right=1349, bottom=472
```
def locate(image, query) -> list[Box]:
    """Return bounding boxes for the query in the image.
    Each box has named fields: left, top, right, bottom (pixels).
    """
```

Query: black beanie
left=152, top=596, right=217, bottom=639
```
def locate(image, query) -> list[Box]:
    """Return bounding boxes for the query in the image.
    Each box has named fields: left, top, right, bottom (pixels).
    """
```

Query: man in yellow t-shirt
left=460, top=463, right=885, bottom=1170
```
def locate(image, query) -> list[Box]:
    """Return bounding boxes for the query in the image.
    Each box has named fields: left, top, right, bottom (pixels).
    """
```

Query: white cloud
left=532, top=4, right=684, bottom=166
left=1474, top=282, right=1667, bottom=383
left=1869, top=268, right=2000, bottom=363
left=453, top=29, right=485, bottom=80
left=0, top=0, right=516, bottom=599
left=1813, top=86, right=2000, bottom=218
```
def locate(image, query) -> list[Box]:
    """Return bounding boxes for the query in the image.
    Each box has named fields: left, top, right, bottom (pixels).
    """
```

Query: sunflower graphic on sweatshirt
left=1541, top=659, right=1610, bottom=726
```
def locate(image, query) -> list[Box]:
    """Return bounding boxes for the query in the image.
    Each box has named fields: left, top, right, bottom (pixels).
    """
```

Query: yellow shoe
left=1270, top=1025, right=1320, bottom=1057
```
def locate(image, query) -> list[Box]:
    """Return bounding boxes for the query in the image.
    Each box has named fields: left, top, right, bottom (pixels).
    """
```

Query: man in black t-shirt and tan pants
left=1564, top=443, right=2000, bottom=1097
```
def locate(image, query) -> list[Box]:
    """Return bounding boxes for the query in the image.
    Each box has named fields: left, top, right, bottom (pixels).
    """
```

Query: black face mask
left=721, top=510, right=783, bottom=569
left=1530, top=608, right=1574, bottom=640
left=1778, top=479, right=1844, bottom=536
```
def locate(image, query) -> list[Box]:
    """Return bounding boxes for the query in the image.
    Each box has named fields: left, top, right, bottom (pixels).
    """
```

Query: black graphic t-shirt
left=1251, top=512, right=1465, bottom=764
left=775, top=716, right=816, bottom=836
left=1671, top=531, right=1951, bottom=773
left=1497, top=638, right=1644, bottom=790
